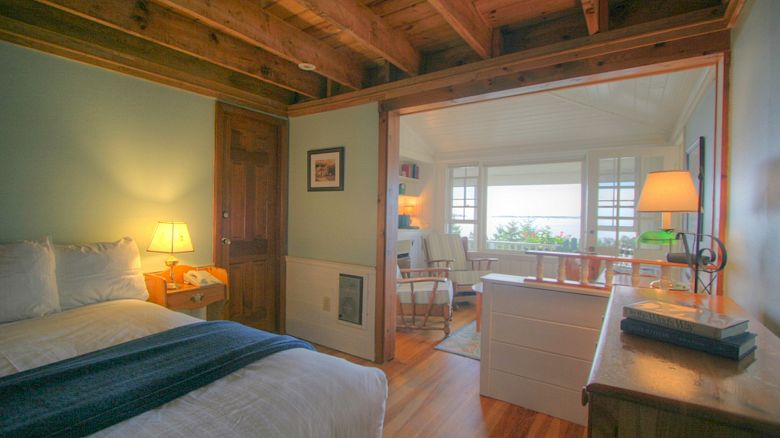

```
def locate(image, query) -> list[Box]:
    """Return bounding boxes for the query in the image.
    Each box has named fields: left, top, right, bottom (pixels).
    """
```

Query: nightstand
left=144, top=265, right=228, bottom=320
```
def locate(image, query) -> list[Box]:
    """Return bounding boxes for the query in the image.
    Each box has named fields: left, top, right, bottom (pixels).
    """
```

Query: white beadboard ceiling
left=401, top=67, right=713, bottom=159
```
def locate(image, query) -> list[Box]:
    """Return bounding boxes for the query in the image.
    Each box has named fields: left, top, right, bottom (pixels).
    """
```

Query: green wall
left=0, top=41, right=215, bottom=270
left=728, top=0, right=780, bottom=334
left=288, top=103, right=379, bottom=266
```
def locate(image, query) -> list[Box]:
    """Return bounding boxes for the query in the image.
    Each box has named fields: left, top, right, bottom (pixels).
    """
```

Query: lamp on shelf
left=147, top=221, right=194, bottom=289
left=398, top=196, right=419, bottom=229
left=637, top=170, right=699, bottom=289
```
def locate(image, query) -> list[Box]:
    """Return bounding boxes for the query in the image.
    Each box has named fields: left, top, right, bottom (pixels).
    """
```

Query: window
left=445, top=150, right=672, bottom=255
left=485, top=162, right=582, bottom=252
left=447, top=166, right=479, bottom=249
left=591, top=155, right=664, bottom=254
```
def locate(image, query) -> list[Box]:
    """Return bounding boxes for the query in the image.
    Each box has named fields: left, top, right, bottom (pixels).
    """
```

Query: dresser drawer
left=166, top=284, right=225, bottom=310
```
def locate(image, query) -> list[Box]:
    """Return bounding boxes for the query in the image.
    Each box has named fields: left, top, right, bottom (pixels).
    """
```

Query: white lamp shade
left=637, top=171, right=699, bottom=213
left=147, top=221, right=194, bottom=254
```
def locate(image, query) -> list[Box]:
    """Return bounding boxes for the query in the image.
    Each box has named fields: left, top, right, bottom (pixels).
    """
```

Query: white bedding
left=0, top=300, right=387, bottom=437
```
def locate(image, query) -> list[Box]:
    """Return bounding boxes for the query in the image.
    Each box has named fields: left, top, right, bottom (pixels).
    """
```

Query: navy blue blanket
left=0, top=321, right=313, bottom=437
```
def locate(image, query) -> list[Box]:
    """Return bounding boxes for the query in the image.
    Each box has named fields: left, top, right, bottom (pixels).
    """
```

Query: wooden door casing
left=215, top=102, right=286, bottom=332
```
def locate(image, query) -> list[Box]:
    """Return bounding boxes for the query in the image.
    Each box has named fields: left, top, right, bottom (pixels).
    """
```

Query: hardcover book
left=620, top=318, right=757, bottom=360
left=623, top=300, right=749, bottom=339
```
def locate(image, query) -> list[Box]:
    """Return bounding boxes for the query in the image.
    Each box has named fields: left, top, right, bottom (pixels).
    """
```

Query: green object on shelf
left=638, top=230, right=677, bottom=245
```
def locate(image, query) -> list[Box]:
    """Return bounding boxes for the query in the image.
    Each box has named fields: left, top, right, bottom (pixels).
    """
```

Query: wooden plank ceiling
left=0, top=0, right=741, bottom=116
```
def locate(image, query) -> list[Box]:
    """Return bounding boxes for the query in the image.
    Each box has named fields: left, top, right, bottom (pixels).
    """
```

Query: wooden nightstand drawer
left=144, top=265, right=229, bottom=319
left=166, top=283, right=225, bottom=310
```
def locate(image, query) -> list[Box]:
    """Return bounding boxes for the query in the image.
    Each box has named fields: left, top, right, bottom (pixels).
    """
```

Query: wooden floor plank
left=315, top=302, right=588, bottom=438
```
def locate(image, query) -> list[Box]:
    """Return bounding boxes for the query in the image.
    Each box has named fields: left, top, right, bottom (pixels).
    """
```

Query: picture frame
left=338, top=273, right=363, bottom=325
left=307, top=146, right=344, bottom=191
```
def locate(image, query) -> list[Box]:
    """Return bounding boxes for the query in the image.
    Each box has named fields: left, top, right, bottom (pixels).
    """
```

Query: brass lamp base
left=165, top=255, right=180, bottom=289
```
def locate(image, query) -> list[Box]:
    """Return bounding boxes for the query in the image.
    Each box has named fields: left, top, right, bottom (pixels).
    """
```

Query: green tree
left=491, top=220, right=524, bottom=242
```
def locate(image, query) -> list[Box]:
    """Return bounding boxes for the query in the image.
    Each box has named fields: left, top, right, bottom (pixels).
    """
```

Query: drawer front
left=489, top=341, right=592, bottom=392
left=492, top=313, right=600, bottom=360
left=167, top=284, right=225, bottom=309
left=492, top=283, right=607, bottom=329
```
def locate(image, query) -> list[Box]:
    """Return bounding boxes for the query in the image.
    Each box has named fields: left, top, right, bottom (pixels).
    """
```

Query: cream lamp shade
left=147, top=221, right=193, bottom=289
left=148, top=221, right=194, bottom=254
left=637, top=171, right=698, bottom=229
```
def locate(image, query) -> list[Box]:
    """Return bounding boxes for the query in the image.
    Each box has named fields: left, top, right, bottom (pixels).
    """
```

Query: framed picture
left=338, top=274, right=363, bottom=325
left=307, top=146, right=344, bottom=191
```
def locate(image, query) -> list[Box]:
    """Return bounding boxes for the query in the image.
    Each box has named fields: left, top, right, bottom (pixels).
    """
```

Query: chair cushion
left=425, top=234, right=468, bottom=270
left=397, top=280, right=453, bottom=305
left=450, top=270, right=491, bottom=287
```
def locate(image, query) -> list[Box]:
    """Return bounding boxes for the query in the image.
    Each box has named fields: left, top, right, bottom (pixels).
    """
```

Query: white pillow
left=0, top=238, right=60, bottom=324
left=55, top=237, right=148, bottom=309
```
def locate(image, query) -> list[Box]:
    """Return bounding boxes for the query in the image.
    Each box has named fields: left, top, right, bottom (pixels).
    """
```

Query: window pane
left=464, top=208, right=475, bottom=220
left=485, top=162, right=581, bottom=252
left=451, top=223, right=475, bottom=250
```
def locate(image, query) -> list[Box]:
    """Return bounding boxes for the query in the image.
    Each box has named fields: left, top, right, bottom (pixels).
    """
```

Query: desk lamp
left=147, top=221, right=194, bottom=289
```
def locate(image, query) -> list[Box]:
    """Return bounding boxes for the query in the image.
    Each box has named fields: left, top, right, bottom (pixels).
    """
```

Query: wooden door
left=215, top=103, right=286, bottom=332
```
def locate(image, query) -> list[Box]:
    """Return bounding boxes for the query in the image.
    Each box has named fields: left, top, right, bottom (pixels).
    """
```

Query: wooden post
left=605, top=261, right=614, bottom=290
left=557, top=256, right=566, bottom=283
left=631, top=262, right=640, bottom=287
left=580, top=259, right=589, bottom=285
left=536, top=254, right=544, bottom=281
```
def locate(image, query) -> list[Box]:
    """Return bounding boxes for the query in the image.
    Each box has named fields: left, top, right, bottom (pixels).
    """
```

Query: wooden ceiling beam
left=156, top=0, right=364, bottom=90
left=288, top=6, right=727, bottom=116
left=34, top=0, right=322, bottom=98
left=0, top=0, right=288, bottom=115
left=296, top=0, right=420, bottom=75
left=384, top=31, right=729, bottom=113
left=581, top=0, right=609, bottom=35
left=427, top=0, right=492, bottom=59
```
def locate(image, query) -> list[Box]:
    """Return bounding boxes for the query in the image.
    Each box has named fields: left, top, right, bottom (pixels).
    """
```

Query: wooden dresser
left=585, top=286, right=780, bottom=437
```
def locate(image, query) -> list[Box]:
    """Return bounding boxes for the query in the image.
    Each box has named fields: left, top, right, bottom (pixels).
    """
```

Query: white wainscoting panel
left=285, top=256, right=375, bottom=360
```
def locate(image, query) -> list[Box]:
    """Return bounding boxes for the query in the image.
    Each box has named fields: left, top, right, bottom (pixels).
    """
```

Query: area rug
left=434, top=320, right=480, bottom=360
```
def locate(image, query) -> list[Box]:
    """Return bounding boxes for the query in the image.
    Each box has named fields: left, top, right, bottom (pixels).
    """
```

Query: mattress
left=0, top=300, right=388, bottom=437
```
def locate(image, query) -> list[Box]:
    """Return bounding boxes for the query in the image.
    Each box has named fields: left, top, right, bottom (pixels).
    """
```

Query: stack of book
left=400, top=163, right=419, bottom=179
left=621, top=300, right=757, bottom=360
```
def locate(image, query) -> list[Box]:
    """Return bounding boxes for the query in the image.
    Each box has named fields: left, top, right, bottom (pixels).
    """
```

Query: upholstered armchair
left=396, top=266, right=453, bottom=336
left=423, top=234, right=497, bottom=302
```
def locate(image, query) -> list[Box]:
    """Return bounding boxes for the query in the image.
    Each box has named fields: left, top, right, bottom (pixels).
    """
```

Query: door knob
left=221, top=237, right=232, bottom=245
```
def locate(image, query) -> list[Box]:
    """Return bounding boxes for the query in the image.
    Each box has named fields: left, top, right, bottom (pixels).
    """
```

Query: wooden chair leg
left=443, top=306, right=451, bottom=336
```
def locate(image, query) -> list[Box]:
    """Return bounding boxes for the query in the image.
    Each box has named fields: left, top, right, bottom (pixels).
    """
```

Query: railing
left=524, top=250, right=690, bottom=292
left=485, top=240, right=577, bottom=252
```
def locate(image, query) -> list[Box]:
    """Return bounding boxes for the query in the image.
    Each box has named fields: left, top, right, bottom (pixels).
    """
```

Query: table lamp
left=147, top=221, right=194, bottom=289
left=637, top=170, right=698, bottom=230
left=637, top=170, right=698, bottom=289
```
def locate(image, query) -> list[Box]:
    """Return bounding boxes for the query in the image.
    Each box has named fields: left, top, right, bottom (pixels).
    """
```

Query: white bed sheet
left=0, top=300, right=387, bottom=437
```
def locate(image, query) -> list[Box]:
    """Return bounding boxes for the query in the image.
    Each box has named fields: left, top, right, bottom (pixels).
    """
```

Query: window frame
left=585, top=146, right=680, bottom=257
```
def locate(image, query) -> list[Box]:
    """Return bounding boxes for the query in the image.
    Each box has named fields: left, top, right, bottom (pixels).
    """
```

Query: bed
left=0, top=238, right=387, bottom=437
